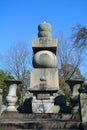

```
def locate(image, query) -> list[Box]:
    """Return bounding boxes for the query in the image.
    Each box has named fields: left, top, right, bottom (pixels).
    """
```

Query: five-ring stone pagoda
left=29, top=22, right=59, bottom=113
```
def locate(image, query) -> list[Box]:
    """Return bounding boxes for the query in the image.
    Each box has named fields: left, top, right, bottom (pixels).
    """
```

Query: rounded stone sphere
left=33, top=50, right=57, bottom=68
left=38, top=23, right=52, bottom=31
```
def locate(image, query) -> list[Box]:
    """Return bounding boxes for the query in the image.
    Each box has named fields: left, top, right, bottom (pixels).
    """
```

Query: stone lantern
left=4, top=79, right=22, bottom=112
left=65, top=79, right=84, bottom=114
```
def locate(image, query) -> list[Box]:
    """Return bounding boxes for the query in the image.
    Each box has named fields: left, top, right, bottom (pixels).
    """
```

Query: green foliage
left=64, top=88, right=71, bottom=102
left=0, top=69, right=14, bottom=103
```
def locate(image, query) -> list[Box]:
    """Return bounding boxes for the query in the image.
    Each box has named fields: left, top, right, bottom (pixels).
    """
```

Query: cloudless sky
left=0, top=0, right=87, bottom=78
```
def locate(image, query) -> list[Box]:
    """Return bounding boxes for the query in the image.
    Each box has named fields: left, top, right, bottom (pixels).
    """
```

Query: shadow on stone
left=54, top=95, right=72, bottom=114
left=59, top=105, right=72, bottom=114
left=54, top=95, right=66, bottom=106
left=17, top=98, right=32, bottom=113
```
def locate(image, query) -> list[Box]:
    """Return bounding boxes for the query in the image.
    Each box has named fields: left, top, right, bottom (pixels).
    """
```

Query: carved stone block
left=32, top=99, right=54, bottom=113
left=29, top=68, right=59, bottom=89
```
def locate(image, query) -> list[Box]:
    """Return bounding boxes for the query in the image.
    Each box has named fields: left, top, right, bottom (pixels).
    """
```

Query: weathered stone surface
left=29, top=86, right=58, bottom=92
left=80, top=93, right=87, bottom=122
left=32, top=38, right=58, bottom=54
left=38, top=22, right=52, bottom=31
left=33, top=50, right=57, bottom=68
left=29, top=23, right=59, bottom=114
left=0, top=117, right=80, bottom=129
left=29, top=68, right=59, bottom=89
left=38, top=22, right=52, bottom=38
left=0, top=112, right=79, bottom=120
left=4, top=80, right=22, bottom=112
left=32, top=99, right=54, bottom=113
left=38, top=31, right=52, bottom=38
left=53, top=106, right=60, bottom=113
left=37, top=93, right=50, bottom=100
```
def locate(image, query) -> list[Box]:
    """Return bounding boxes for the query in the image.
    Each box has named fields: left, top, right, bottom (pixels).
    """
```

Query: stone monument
left=0, top=23, right=84, bottom=130
left=29, top=22, right=59, bottom=113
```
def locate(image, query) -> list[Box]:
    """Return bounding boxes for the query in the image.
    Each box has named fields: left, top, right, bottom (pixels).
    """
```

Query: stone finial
left=38, top=22, right=52, bottom=38
left=43, top=21, right=47, bottom=24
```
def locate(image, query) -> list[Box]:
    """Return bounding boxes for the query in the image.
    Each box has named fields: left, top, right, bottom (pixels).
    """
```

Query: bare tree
left=70, top=24, right=87, bottom=82
left=71, top=24, right=87, bottom=51
left=57, top=32, right=83, bottom=89
left=4, top=42, right=32, bottom=86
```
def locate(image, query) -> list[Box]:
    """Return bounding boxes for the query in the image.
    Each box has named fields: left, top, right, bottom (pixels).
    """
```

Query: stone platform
left=0, top=113, right=81, bottom=130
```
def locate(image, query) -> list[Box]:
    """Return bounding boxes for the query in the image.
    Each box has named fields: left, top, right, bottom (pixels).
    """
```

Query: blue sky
left=0, top=0, right=87, bottom=78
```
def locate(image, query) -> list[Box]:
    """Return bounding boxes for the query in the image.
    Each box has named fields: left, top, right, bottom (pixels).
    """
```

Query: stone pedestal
left=32, top=99, right=54, bottom=113
left=29, top=88, right=58, bottom=113
left=29, top=68, right=59, bottom=89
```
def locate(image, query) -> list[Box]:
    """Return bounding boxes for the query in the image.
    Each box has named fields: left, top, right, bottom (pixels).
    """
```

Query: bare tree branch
left=57, top=32, right=83, bottom=82
left=71, top=24, right=87, bottom=51
left=4, top=42, right=32, bottom=86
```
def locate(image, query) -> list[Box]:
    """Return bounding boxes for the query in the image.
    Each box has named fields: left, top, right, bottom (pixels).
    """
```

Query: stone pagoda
left=29, top=22, right=59, bottom=113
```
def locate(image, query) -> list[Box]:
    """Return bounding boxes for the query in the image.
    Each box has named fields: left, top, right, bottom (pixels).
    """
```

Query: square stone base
left=29, top=68, right=59, bottom=89
left=32, top=99, right=54, bottom=113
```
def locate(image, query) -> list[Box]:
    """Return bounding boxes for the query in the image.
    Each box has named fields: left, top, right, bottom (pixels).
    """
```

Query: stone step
left=0, top=118, right=80, bottom=129
left=9, top=129, right=80, bottom=130
left=0, top=129, right=80, bottom=130
left=0, top=113, right=81, bottom=129
left=0, top=113, right=80, bottom=120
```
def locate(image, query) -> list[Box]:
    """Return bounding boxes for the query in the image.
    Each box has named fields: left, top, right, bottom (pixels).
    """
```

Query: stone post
left=0, top=89, right=3, bottom=114
left=4, top=79, right=22, bottom=112
left=79, top=85, right=87, bottom=121
left=78, top=85, right=87, bottom=130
